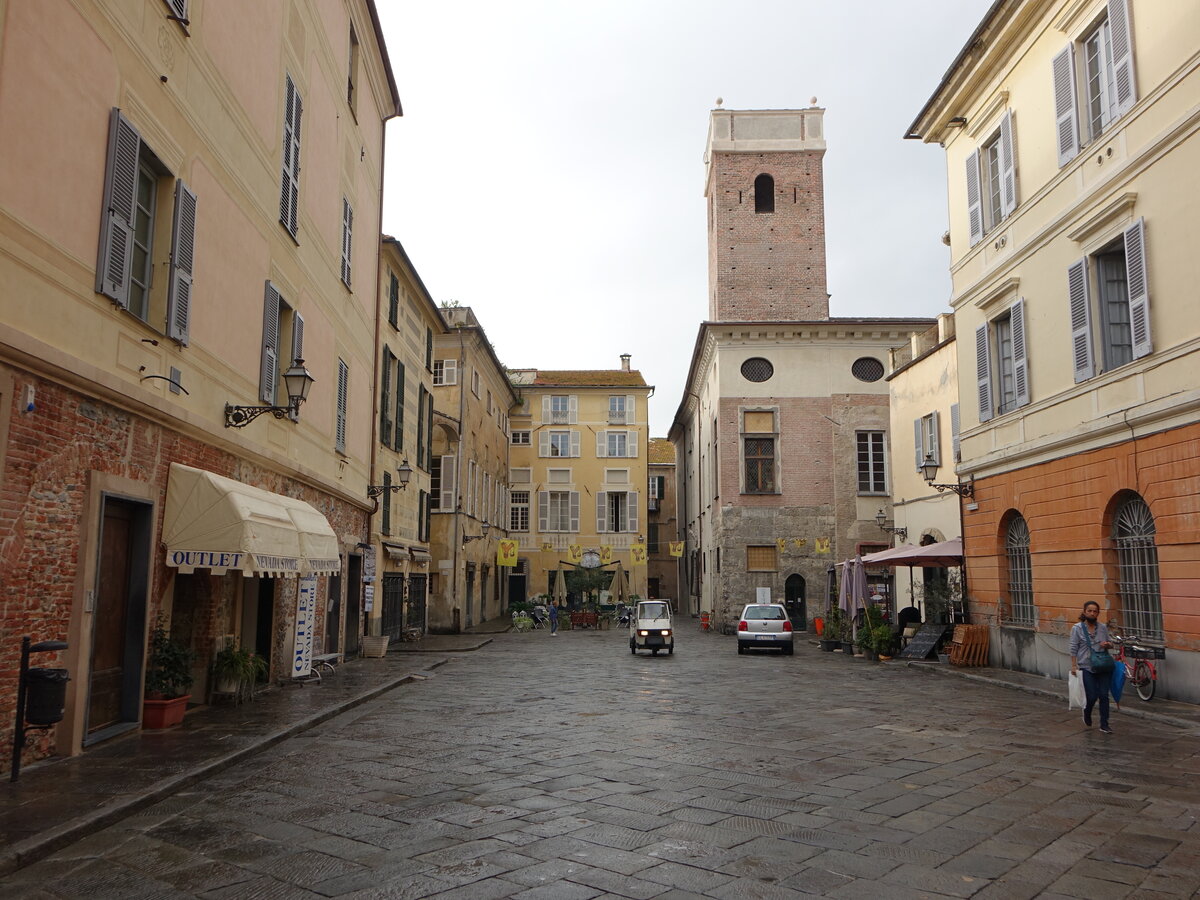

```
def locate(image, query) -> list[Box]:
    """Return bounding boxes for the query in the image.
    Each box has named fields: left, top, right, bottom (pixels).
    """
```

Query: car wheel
left=784, top=643, right=794, bottom=656
left=668, top=646, right=674, bottom=655
left=651, top=648, right=659, bottom=656
left=737, top=643, right=745, bottom=654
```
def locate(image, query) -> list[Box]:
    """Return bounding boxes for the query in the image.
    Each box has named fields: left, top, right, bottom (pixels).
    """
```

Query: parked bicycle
left=1112, top=635, right=1165, bottom=701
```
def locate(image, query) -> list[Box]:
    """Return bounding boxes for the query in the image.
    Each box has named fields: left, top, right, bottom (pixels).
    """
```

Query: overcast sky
left=375, top=1, right=994, bottom=437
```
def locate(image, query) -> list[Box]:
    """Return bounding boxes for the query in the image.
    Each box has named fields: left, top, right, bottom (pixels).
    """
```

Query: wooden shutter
left=626, top=395, right=636, bottom=423
left=340, top=198, right=353, bottom=287
left=998, top=109, right=1017, bottom=218
left=914, top=419, right=924, bottom=471
left=336, top=360, right=348, bottom=452
left=950, top=403, right=962, bottom=462
left=380, top=471, right=391, bottom=535
left=165, top=180, right=196, bottom=344
left=569, top=491, right=580, bottom=532
left=395, top=362, right=405, bottom=450
left=965, top=150, right=983, bottom=246
left=539, top=431, right=551, bottom=457
left=568, top=395, right=578, bottom=424
left=975, top=323, right=993, bottom=424
left=1052, top=45, right=1080, bottom=167
left=627, top=432, right=638, bottom=458
left=929, top=411, right=941, bottom=465
left=260, top=282, right=280, bottom=403
left=538, top=491, right=549, bottom=531
left=96, top=109, right=141, bottom=306
left=280, top=75, right=301, bottom=235
left=570, top=430, right=580, bottom=457
left=416, top=388, right=425, bottom=468
left=1124, top=218, right=1151, bottom=359
left=440, top=455, right=456, bottom=510
left=165, top=0, right=188, bottom=21
left=1068, top=258, right=1095, bottom=382
left=443, top=359, right=457, bottom=385
left=425, top=328, right=432, bottom=369
left=1108, top=0, right=1137, bottom=115
left=379, top=350, right=392, bottom=446
left=627, top=491, right=639, bottom=534
left=287, top=312, right=304, bottom=421
left=541, top=396, right=551, bottom=422
left=425, top=389, right=434, bottom=469
left=597, top=431, right=607, bottom=457
left=1010, top=298, right=1030, bottom=408
left=596, top=491, right=608, bottom=533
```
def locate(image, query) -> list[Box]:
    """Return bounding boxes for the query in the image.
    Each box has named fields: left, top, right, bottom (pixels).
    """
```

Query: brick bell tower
left=704, top=103, right=829, bottom=322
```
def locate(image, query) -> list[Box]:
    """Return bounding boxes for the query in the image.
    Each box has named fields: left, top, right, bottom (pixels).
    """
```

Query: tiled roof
left=648, top=439, right=676, bottom=465
left=529, top=370, right=648, bottom=387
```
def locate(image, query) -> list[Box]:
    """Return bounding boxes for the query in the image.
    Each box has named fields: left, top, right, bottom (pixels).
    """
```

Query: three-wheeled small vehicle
left=629, top=600, right=674, bottom=655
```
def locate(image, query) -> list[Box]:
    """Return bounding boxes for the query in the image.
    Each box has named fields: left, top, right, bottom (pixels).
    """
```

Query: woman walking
left=1069, top=601, right=1115, bottom=734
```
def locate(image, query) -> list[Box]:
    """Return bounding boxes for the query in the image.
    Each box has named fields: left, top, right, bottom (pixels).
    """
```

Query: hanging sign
left=599, top=545, right=613, bottom=564
left=568, top=544, right=583, bottom=563
left=668, top=541, right=684, bottom=558
left=815, top=538, right=831, bottom=554
left=497, top=540, right=518, bottom=567
left=292, top=575, right=317, bottom=678
left=630, top=544, right=647, bottom=566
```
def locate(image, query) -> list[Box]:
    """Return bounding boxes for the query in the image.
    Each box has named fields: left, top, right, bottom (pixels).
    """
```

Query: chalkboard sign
left=900, top=623, right=950, bottom=660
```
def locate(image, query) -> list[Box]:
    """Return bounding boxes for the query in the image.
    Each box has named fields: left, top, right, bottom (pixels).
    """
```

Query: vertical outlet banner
left=293, top=575, right=317, bottom=678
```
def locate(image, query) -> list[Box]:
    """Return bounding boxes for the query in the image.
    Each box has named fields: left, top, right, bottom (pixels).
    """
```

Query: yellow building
left=366, top=238, right=445, bottom=644
left=508, top=359, right=653, bottom=606
left=908, top=0, right=1200, bottom=698
left=428, top=307, right=518, bottom=632
left=0, top=0, right=399, bottom=765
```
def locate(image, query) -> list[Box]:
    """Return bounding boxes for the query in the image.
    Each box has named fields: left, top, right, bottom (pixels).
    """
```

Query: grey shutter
left=1068, top=258, right=1095, bottom=382
left=539, top=431, right=550, bottom=457
left=914, top=419, right=924, bottom=471
left=260, top=282, right=280, bottom=403
left=288, top=313, right=304, bottom=421
left=975, top=323, right=994, bottom=424
left=1108, top=0, right=1136, bottom=115
left=627, top=432, right=638, bottom=458
left=379, top=350, right=392, bottom=445
left=541, top=396, right=550, bottom=421
left=416, top=389, right=425, bottom=468
left=998, top=109, right=1017, bottom=218
left=950, top=403, right=962, bottom=462
left=280, top=76, right=301, bottom=235
left=627, top=491, right=639, bottom=534
left=425, top=390, right=434, bottom=469
left=96, top=109, right=141, bottom=306
left=596, top=491, right=608, bottom=533
left=341, top=198, right=353, bottom=286
left=165, top=180, right=196, bottom=344
left=569, top=430, right=580, bottom=457
left=165, top=0, right=188, bottom=21
left=568, top=395, right=578, bottom=424
left=440, top=455, right=455, bottom=510
left=930, top=411, right=941, bottom=466
left=965, top=150, right=983, bottom=246
left=443, top=359, right=457, bottom=384
left=1010, top=298, right=1030, bottom=408
left=336, top=360, right=348, bottom=452
left=569, top=491, right=580, bottom=532
left=596, top=431, right=607, bottom=458
left=1124, top=217, right=1151, bottom=359
left=1052, top=45, right=1080, bottom=167
left=538, top=491, right=549, bottom=531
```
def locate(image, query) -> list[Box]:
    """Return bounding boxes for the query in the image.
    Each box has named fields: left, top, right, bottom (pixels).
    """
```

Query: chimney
left=620, top=353, right=631, bottom=372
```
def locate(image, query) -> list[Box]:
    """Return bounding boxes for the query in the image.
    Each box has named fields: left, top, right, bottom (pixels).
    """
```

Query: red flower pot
left=142, top=694, right=190, bottom=729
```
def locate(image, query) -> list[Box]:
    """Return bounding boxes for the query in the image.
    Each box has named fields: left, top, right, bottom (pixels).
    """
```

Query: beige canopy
left=162, top=463, right=340, bottom=577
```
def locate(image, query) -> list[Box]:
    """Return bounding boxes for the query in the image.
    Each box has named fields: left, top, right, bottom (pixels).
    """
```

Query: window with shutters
left=347, top=24, right=359, bottom=115
left=260, top=282, right=303, bottom=410
left=432, top=359, right=456, bottom=385
left=601, top=491, right=635, bottom=533
left=914, top=413, right=940, bottom=474
left=430, top=457, right=442, bottom=511
left=606, top=432, right=627, bottom=458
left=380, top=471, right=392, bottom=536
left=510, top=491, right=530, bottom=532
left=335, top=359, right=348, bottom=453
left=280, top=75, right=302, bottom=238
left=425, top=328, right=433, bottom=371
left=975, top=300, right=1030, bottom=423
left=608, top=395, right=627, bottom=424
left=387, top=271, right=399, bottom=328
left=542, top=491, right=577, bottom=532
left=548, top=431, right=571, bottom=457
left=1053, top=1, right=1136, bottom=167
left=340, top=199, right=353, bottom=288
left=548, top=395, right=570, bottom=424
left=95, top=109, right=195, bottom=344
left=964, top=111, right=1017, bottom=247
left=857, top=431, right=887, bottom=494
left=1067, top=219, right=1151, bottom=384
left=418, top=489, right=429, bottom=542
left=380, top=348, right=394, bottom=446
left=416, top=387, right=426, bottom=468
left=394, top=361, right=405, bottom=451
left=511, top=430, right=530, bottom=446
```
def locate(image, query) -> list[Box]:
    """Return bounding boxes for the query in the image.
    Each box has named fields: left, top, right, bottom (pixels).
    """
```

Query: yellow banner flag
left=600, top=545, right=613, bottom=564
left=792, top=538, right=808, bottom=549
left=668, top=541, right=684, bottom=558
left=567, top=544, right=583, bottom=564
left=496, top=539, right=518, bottom=567
left=630, top=544, right=647, bottom=566
left=815, top=537, right=831, bottom=554
left=776, top=538, right=787, bottom=552
left=541, top=541, right=554, bottom=553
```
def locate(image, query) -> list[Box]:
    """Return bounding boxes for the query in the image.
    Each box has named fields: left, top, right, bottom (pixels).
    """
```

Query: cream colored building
left=366, top=238, right=445, bottom=643
left=0, top=0, right=399, bottom=766
left=428, top=307, right=517, bottom=632
left=508, top=360, right=653, bottom=606
left=908, top=0, right=1200, bottom=699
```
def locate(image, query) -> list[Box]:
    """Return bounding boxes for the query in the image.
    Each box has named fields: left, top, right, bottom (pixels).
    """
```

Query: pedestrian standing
left=549, top=601, right=558, bottom=636
left=1069, top=600, right=1114, bottom=734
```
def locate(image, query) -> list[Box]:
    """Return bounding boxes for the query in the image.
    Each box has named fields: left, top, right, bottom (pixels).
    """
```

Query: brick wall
left=707, top=151, right=829, bottom=322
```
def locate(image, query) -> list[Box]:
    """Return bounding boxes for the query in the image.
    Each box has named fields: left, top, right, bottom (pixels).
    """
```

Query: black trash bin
left=25, top=668, right=70, bottom=726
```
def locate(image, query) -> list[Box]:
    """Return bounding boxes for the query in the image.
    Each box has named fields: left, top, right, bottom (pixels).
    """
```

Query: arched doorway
left=784, top=574, right=807, bottom=631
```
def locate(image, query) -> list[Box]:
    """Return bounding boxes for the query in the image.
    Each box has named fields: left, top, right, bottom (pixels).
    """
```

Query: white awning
left=163, top=463, right=341, bottom=577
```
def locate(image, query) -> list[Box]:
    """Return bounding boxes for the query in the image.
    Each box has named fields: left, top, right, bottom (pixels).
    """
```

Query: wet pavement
left=2, top=623, right=1199, bottom=898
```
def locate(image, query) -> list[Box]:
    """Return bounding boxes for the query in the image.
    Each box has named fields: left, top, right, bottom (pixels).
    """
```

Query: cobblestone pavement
left=4, top=627, right=1199, bottom=899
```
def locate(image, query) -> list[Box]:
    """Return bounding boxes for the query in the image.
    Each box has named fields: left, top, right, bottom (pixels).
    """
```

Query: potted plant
left=819, top=609, right=842, bottom=651
left=856, top=624, right=876, bottom=660
left=212, top=639, right=267, bottom=699
left=143, top=619, right=194, bottom=729
left=872, top=625, right=895, bottom=660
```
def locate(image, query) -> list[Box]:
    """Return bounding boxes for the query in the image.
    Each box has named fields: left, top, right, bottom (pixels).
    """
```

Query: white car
left=737, top=603, right=794, bottom=655
left=629, top=600, right=674, bottom=655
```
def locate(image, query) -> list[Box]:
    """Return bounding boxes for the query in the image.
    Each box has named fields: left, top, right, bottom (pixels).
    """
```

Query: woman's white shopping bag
left=1068, top=671, right=1086, bottom=710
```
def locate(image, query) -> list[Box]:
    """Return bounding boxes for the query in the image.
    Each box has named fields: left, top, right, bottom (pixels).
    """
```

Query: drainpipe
left=449, top=326, right=467, bottom=631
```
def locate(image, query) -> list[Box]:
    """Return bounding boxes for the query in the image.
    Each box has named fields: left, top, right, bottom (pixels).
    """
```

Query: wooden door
left=89, top=502, right=133, bottom=733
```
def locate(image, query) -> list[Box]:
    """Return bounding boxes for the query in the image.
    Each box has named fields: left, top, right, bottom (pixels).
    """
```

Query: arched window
left=754, top=174, right=775, bottom=213
left=1113, top=494, right=1163, bottom=640
left=1005, top=514, right=1034, bottom=626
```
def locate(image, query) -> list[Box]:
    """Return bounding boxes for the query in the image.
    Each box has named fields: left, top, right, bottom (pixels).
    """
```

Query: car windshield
left=744, top=606, right=784, bottom=620
left=638, top=603, right=669, bottom=619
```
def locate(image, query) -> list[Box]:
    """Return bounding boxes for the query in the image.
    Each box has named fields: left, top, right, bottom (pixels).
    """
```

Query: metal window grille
left=740, top=357, right=774, bottom=383
left=1114, top=495, right=1163, bottom=640
left=406, top=575, right=427, bottom=632
left=1005, top=515, right=1034, bottom=626
left=744, top=437, right=774, bottom=492
left=381, top=574, right=405, bottom=642
left=851, top=357, right=885, bottom=382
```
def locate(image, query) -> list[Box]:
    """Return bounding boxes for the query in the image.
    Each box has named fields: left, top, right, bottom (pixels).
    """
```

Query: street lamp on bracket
left=224, top=359, right=314, bottom=428
left=920, top=453, right=975, bottom=498
left=874, top=509, right=907, bottom=542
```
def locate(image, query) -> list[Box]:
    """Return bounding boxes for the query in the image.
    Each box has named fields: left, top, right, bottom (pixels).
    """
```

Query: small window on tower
left=754, top=173, right=775, bottom=213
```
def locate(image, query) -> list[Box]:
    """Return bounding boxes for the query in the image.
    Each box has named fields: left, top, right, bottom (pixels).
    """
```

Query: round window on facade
left=851, top=357, right=885, bottom=383
left=740, top=358, right=774, bottom=383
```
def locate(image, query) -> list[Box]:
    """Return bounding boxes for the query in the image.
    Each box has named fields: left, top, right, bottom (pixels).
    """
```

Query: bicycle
left=1112, top=635, right=1164, bottom=701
